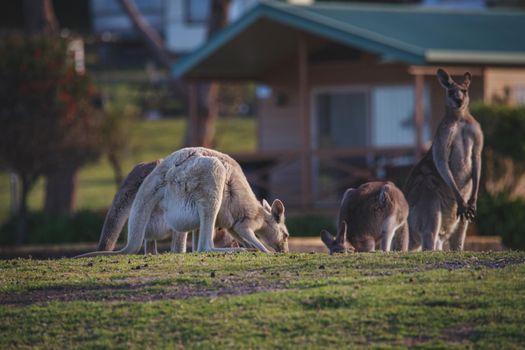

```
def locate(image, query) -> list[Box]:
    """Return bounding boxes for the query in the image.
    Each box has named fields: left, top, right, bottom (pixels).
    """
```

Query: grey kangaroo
left=405, top=69, right=483, bottom=251
left=93, top=159, right=237, bottom=256
left=320, top=181, right=409, bottom=254
left=77, top=147, right=290, bottom=257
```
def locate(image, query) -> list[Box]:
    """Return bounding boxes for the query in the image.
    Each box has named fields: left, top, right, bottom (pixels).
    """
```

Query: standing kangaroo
left=405, top=69, right=483, bottom=251
left=320, top=181, right=409, bottom=253
left=93, top=159, right=237, bottom=256
left=77, top=147, right=289, bottom=257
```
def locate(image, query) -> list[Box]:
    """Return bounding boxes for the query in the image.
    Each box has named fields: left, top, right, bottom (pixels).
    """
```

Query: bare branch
left=118, top=0, right=173, bottom=68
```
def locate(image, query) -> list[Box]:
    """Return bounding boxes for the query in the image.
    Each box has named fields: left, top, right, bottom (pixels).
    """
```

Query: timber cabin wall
left=255, top=51, right=490, bottom=209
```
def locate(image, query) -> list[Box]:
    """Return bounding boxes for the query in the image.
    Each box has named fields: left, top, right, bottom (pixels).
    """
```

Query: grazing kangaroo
left=404, top=69, right=483, bottom=251
left=89, top=159, right=237, bottom=257
left=77, top=147, right=289, bottom=257
left=320, top=181, right=409, bottom=254
left=94, top=159, right=185, bottom=255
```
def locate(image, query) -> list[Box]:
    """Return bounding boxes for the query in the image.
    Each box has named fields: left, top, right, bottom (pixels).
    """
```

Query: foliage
left=0, top=34, right=102, bottom=241
left=476, top=192, right=525, bottom=249
left=0, top=210, right=105, bottom=245
left=0, top=252, right=524, bottom=349
left=286, top=215, right=336, bottom=237
left=472, top=103, right=525, bottom=164
left=470, top=103, right=525, bottom=249
left=0, top=34, right=102, bottom=180
left=99, top=85, right=140, bottom=185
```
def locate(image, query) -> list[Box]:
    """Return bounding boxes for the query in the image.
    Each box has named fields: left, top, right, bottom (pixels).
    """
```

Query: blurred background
left=1, top=0, right=525, bottom=256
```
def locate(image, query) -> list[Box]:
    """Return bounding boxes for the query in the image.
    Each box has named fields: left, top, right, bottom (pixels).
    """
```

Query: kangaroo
left=77, top=147, right=289, bottom=257
left=94, top=159, right=184, bottom=255
left=404, top=69, right=483, bottom=251
left=320, top=181, right=409, bottom=254
left=90, top=159, right=238, bottom=256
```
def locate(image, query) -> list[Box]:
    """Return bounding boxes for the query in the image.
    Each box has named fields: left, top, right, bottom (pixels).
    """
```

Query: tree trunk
left=118, top=0, right=230, bottom=147
left=191, top=82, right=219, bottom=147
left=117, top=0, right=189, bottom=100
left=23, top=0, right=79, bottom=218
left=187, top=0, right=230, bottom=147
left=44, top=167, right=78, bottom=216
left=108, top=153, right=124, bottom=188
left=16, top=176, right=33, bottom=245
left=23, top=0, right=59, bottom=34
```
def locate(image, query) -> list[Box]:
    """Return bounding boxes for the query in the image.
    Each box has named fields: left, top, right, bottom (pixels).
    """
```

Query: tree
left=19, top=0, right=91, bottom=216
left=0, top=35, right=102, bottom=243
left=100, top=86, right=139, bottom=187
left=118, top=0, right=231, bottom=147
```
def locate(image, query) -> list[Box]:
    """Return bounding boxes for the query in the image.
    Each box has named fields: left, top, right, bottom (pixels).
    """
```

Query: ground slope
left=1, top=251, right=524, bottom=349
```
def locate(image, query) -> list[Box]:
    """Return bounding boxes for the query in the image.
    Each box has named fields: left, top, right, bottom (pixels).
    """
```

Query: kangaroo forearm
left=435, top=160, right=464, bottom=203
left=470, top=161, right=481, bottom=201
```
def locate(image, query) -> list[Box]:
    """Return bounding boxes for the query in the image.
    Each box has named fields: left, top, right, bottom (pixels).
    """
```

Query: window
left=185, top=0, right=210, bottom=24
left=514, top=86, right=525, bottom=106
left=315, top=90, right=369, bottom=149
left=371, top=85, right=431, bottom=147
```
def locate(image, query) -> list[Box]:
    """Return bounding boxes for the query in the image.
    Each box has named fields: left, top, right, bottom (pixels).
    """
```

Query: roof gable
left=173, top=1, right=525, bottom=79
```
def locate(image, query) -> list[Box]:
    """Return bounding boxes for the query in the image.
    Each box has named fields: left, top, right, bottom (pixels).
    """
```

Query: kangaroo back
left=76, top=161, right=166, bottom=258
left=97, top=160, right=160, bottom=251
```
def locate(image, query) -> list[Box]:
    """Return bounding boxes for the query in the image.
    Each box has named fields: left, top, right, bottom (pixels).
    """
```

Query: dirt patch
left=442, top=325, right=479, bottom=343
left=362, top=257, right=525, bottom=277
left=0, top=273, right=289, bottom=306
left=431, top=257, right=525, bottom=270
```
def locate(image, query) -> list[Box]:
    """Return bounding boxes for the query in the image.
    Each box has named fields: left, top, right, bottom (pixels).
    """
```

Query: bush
left=286, top=215, right=336, bottom=237
left=472, top=103, right=525, bottom=163
left=0, top=210, right=105, bottom=245
left=476, top=192, right=525, bottom=250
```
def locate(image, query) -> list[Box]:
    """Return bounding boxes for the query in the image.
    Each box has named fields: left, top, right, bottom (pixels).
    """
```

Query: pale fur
left=76, top=147, right=289, bottom=257
left=404, top=69, right=483, bottom=251
left=320, top=181, right=409, bottom=254
left=78, top=159, right=237, bottom=258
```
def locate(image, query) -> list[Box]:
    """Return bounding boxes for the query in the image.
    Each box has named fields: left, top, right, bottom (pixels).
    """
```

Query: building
left=173, top=1, right=525, bottom=212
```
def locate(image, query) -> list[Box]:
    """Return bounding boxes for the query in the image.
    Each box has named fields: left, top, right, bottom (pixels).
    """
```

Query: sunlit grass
left=0, top=251, right=524, bottom=349
left=0, top=117, right=257, bottom=223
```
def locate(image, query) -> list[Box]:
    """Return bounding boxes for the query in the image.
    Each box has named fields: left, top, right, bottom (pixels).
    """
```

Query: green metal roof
left=172, top=1, right=525, bottom=79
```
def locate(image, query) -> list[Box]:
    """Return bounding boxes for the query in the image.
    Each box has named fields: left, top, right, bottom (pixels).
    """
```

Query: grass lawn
left=0, top=118, right=257, bottom=223
left=1, top=251, right=524, bottom=349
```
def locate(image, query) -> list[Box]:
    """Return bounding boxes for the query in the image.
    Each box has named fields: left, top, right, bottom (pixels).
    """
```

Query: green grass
left=0, top=117, right=257, bottom=223
left=1, top=251, right=524, bottom=349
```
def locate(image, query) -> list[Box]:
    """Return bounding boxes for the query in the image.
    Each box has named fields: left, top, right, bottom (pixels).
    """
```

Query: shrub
left=0, top=210, right=105, bottom=245
left=286, top=215, right=336, bottom=237
left=476, top=192, right=525, bottom=250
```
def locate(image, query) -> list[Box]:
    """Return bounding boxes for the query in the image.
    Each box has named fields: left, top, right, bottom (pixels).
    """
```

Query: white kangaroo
left=77, top=147, right=289, bottom=257
left=88, top=159, right=238, bottom=256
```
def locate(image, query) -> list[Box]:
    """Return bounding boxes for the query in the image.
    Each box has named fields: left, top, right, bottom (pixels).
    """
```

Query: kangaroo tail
left=75, top=162, right=165, bottom=258
left=97, top=160, right=160, bottom=251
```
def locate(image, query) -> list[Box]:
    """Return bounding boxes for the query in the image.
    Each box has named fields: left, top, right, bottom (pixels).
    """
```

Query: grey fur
left=320, top=181, right=409, bottom=254
left=85, top=158, right=241, bottom=257
left=404, top=69, right=483, bottom=251
left=96, top=160, right=163, bottom=252
left=76, top=147, right=289, bottom=257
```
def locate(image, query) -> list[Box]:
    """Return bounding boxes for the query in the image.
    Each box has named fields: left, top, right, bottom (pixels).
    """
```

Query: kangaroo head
left=437, top=68, right=471, bottom=110
left=257, top=199, right=290, bottom=252
left=320, top=221, right=354, bottom=255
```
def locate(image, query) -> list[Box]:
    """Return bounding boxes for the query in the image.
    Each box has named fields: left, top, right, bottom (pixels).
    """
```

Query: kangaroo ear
left=262, top=199, right=272, bottom=213
left=463, top=72, right=472, bottom=88
left=320, top=230, right=335, bottom=248
left=336, top=221, right=347, bottom=244
left=271, top=199, right=285, bottom=222
left=437, top=68, right=454, bottom=89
